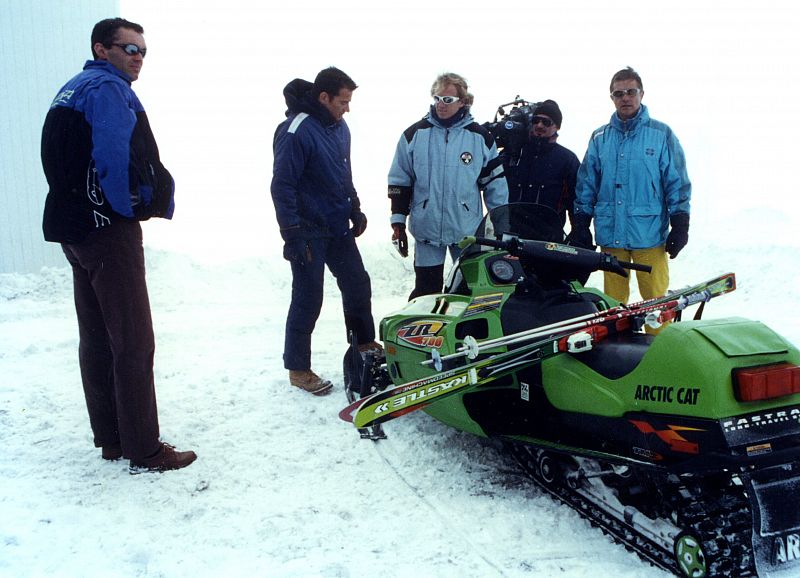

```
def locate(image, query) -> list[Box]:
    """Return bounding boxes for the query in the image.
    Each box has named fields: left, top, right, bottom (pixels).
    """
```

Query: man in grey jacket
left=388, top=72, right=508, bottom=299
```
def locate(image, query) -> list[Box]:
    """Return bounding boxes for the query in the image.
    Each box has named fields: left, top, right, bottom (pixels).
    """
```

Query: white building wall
left=0, top=0, right=119, bottom=273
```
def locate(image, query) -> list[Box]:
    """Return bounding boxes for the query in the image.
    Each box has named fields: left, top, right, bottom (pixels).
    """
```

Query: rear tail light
left=734, top=363, right=800, bottom=402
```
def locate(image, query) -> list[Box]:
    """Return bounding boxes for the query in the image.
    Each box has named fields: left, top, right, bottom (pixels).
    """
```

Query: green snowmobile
left=342, top=203, right=800, bottom=577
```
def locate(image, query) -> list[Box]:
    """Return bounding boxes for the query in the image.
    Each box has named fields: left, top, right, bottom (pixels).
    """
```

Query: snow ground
left=1, top=234, right=799, bottom=578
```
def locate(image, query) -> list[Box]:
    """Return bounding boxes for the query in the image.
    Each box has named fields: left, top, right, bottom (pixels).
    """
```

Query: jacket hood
left=282, top=78, right=337, bottom=125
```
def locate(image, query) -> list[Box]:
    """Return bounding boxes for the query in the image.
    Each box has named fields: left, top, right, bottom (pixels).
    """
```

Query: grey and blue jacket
left=41, top=60, right=174, bottom=244
left=575, top=104, right=691, bottom=250
left=388, top=110, right=508, bottom=246
left=271, top=79, right=362, bottom=241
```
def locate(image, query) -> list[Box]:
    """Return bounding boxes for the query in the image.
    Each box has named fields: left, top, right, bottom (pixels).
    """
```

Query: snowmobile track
left=508, top=444, right=757, bottom=577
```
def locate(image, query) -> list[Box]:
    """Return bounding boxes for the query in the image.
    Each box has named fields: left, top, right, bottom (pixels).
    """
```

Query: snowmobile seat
left=500, top=289, right=603, bottom=336
left=575, top=333, right=654, bottom=380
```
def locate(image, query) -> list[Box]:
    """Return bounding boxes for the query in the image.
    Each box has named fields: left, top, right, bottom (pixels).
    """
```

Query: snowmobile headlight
left=733, top=363, right=800, bottom=402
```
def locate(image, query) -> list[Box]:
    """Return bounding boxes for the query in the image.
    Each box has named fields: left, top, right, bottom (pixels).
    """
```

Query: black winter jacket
left=503, top=137, right=579, bottom=227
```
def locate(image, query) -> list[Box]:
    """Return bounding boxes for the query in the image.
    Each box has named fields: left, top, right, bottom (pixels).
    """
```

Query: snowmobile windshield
left=446, top=203, right=569, bottom=294
left=463, top=203, right=565, bottom=259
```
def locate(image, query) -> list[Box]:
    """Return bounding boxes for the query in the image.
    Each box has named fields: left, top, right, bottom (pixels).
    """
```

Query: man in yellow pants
left=570, top=67, right=691, bottom=308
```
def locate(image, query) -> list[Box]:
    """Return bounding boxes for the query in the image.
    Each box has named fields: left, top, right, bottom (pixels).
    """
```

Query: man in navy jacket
left=503, top=100, right=580, bottom=229
left=40, top=18, right=196, bottom=473
left=271, top=67, right=380, bottom=395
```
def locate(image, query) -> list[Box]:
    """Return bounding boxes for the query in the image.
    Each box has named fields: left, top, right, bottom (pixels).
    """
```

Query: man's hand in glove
left=665, top=213, right=690, bottom=259
left=565, top=213, right=595, bottom=250
left=391, top=223, right=408, bottom=257
left=351, top=211, right=368, bottom=237
left=283, top=238, right=312, bottom=266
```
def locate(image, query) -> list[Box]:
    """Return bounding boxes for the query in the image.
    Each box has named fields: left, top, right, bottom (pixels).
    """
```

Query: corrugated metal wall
left=0, top=0, right=119, bottom=273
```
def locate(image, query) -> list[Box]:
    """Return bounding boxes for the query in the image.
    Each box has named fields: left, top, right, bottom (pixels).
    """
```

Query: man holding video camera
left=503, top=99, right=580, bottom=229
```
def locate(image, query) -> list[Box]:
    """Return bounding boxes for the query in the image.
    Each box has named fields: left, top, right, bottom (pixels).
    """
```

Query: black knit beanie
left=533, top=99, right=563, bottom=128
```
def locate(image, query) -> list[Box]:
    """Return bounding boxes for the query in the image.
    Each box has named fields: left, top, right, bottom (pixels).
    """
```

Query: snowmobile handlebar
left=462, top=236, right=652, bottom=277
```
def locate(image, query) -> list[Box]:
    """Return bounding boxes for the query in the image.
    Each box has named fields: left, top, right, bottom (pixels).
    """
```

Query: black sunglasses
left=531, top=116, right=554, bottom=127
left=112, top=43, right=147, bottom=57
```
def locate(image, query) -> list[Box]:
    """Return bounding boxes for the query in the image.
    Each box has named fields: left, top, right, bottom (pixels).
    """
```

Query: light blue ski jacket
left=388, top=110, right=508, bottom=246
left=575, top=105, right=691, bottom=249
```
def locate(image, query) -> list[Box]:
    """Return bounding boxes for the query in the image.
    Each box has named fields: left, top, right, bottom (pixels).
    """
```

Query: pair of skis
left=339, top=272, right=736, bottom=431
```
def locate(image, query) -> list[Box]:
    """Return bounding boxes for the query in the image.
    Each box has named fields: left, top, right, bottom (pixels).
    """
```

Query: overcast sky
left=120, top=0, right=800, bottom=260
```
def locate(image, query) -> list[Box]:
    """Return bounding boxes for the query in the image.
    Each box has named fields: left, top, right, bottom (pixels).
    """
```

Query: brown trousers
left=61, top=221, right=161, bottom=460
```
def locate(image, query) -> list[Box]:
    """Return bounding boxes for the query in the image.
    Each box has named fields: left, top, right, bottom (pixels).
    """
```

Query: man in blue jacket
left=388, top=73, right=508, bottom=299
left=41, top=18, right=196, bottom=473
left=271, top=67, right=380, bottom=395
left=572, top=67, right=691, bottom=305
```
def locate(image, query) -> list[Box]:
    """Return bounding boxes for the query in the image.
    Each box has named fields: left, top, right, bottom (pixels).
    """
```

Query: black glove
left=665, top=213, right=690, bottom=259
left=565, top=213, right=594, bottom=249
left=283, top=238, right=312, bottom=266
left=350, top=211, right=367, bottom=237
left=391, top=223, right=408, bottom=258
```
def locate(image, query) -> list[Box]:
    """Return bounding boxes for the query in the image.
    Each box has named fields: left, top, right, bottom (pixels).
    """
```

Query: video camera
left=482, top=97, right=541, bottom=161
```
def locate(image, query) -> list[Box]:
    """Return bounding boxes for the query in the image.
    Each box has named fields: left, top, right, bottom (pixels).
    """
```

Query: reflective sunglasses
left=531, top=116, right=554, bottom=127
left=610, top=88, right=641, bottom=99
left=433, top=95, right=460, bottom=105
left=113, top=43, right=147, bottom=57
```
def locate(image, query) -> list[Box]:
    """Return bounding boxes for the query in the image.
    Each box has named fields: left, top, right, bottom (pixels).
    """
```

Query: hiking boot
left=128, top=442, right=197, bottom=475
left=357, top=341, right=384, bottom=356
left=102, top=443, right=123, bottom=461
left=289, top=370, right=333, bottom=396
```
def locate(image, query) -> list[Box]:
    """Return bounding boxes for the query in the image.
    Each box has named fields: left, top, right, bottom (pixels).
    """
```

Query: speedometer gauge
left=489, top=259, right=516, bottom=284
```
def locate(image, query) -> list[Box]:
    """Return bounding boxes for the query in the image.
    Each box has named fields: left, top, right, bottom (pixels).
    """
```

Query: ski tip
left=338, top=407, right=355, bottom=423
left=339, top=398, right=367, bottom=423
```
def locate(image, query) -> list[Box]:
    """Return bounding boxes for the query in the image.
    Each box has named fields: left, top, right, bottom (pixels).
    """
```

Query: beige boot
left=357, top=341, right=384, bottom=355
left=289, top=370, right=333, bottom=396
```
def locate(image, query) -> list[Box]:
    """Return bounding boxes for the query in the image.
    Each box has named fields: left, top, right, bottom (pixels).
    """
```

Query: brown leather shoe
left=289, top=370, right=333, bottom=396
left=102, top=443, right=123, bottom=460
left=128, top=442, right=197, bottom=474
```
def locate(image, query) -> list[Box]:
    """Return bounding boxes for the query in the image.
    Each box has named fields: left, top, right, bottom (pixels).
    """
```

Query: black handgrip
left=621, top=261, right=652, bottom=273
left=470, top=236, right=506, bottom=250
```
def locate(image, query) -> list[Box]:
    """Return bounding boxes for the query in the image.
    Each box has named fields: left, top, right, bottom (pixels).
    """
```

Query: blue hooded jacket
left=41, top=60, right=175, bottom=244
left=388, top=109, right=508, bottom=246
left=575, top=105, right=691, bottom=249
left=271, top=79, right=361, bottom=240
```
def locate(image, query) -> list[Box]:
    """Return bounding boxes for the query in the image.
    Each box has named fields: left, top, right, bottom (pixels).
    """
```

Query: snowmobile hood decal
left=464, top=292, right=504, bottom=318
left=396, top=320, right=447, bottom=349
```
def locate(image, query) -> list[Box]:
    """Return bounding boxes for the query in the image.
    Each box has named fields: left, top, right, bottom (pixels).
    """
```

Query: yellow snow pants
left=602, top=246, right=670, bottom=334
